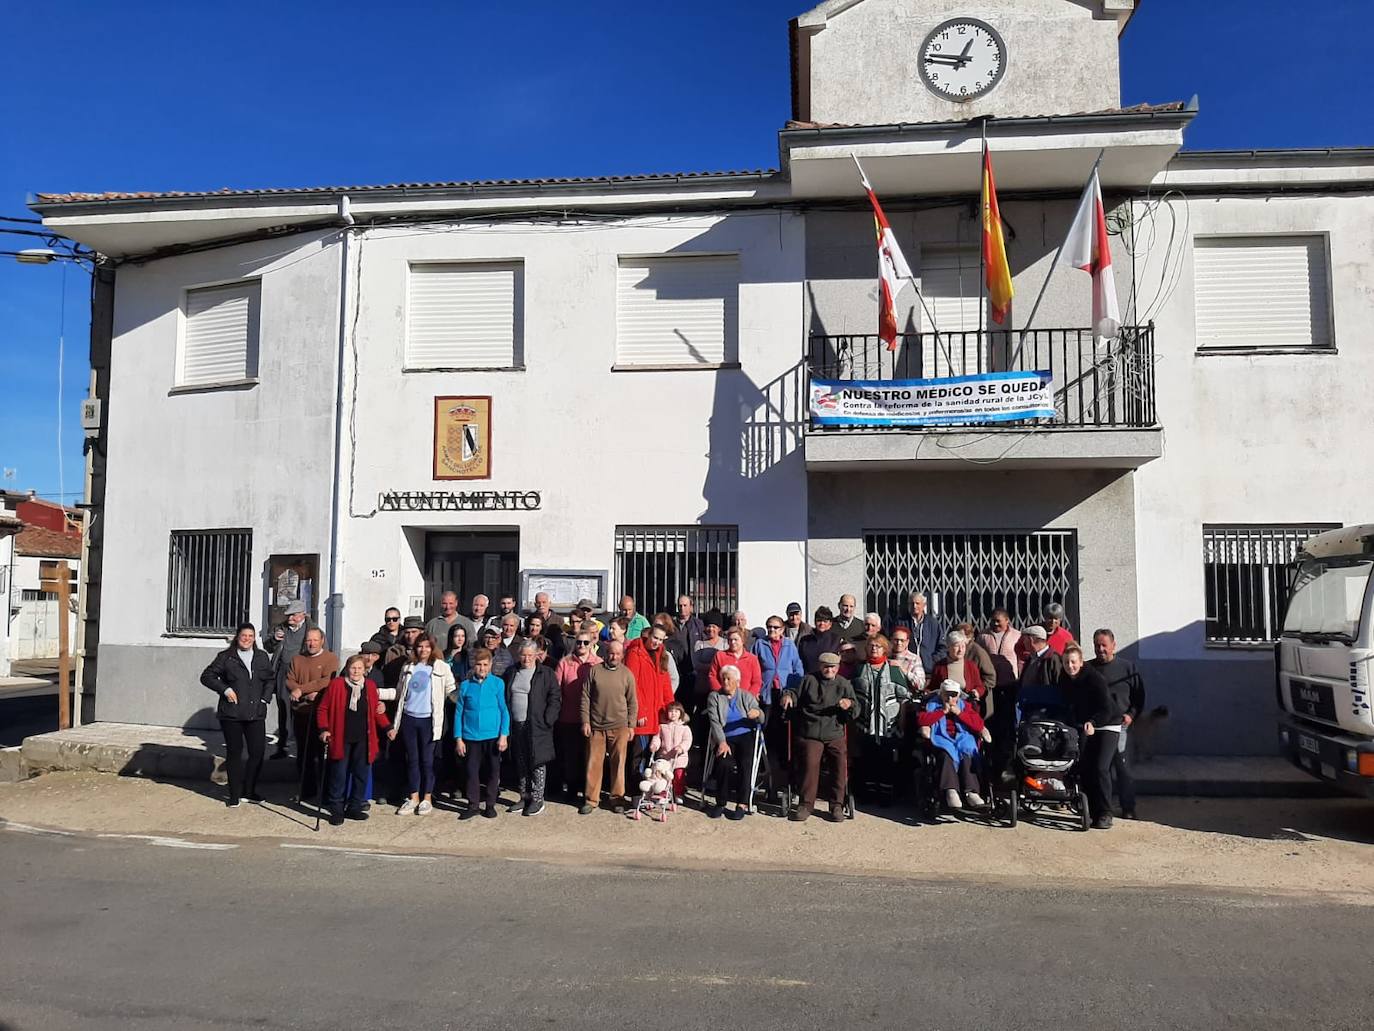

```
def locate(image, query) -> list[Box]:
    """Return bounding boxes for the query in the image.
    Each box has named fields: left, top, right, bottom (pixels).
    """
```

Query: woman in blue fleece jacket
left=455, top=648, right=510, bottom=820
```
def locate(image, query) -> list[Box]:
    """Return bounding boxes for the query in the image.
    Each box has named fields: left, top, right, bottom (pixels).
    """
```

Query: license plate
left=1298, top=734, right=1320, bottom=755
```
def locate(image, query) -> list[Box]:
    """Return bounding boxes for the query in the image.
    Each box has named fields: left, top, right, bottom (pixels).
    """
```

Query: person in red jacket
left=316, top=655, right=391, bottom=825
left=624, top=626, right=676, bottom=779
left=709, top=627, right=763, bottom=697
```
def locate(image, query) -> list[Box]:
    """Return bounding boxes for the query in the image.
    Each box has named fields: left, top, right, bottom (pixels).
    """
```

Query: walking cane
left=314, top=731, right=328, bottom=833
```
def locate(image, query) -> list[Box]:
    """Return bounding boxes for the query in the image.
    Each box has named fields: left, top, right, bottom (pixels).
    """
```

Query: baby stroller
left=1008, top=715, right=1090, bottom=831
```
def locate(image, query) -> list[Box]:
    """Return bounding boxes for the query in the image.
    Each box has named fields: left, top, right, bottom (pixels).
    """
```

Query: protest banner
left=809, top=371, right=1055, bottom=427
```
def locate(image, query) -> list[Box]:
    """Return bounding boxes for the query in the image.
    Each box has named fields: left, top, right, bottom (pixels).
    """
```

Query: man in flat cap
left=264, top=600, right=315, bottom=759
left=781, top=651, right=858, bottom=824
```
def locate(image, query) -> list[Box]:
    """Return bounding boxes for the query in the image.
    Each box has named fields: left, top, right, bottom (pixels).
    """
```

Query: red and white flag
left=857, top=161, right=913, bottom=351
left=1061, top=167, right=1121, bottom=340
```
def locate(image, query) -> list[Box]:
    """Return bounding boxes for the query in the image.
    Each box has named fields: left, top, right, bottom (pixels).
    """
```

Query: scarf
left=346, top=675, right=365, bottom=711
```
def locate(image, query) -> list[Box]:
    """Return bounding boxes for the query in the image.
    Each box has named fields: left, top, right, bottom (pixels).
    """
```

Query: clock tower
left=791, top=0, right=1137, bottom=125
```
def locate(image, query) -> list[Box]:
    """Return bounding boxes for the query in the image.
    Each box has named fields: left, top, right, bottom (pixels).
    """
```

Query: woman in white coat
left=385, top=634, right=455, bottom=815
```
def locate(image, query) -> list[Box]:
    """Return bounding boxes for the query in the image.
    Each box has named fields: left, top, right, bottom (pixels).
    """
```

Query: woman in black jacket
left=1059, top=643, right=1126, bottom=830
left=201, top=623, right=277, bottom=808
left=502, top=640, right=561, bottom=816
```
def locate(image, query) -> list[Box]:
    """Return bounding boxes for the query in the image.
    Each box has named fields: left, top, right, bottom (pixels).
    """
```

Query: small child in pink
left=655, top=701, right=693, bottom=804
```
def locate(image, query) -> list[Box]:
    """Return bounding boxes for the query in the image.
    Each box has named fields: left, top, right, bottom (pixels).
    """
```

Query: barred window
left=1203, top=524, right=1339, bottom=647
left=167, top=529, right=253, bottom=636
left=614, top=526, right=738, bottom=618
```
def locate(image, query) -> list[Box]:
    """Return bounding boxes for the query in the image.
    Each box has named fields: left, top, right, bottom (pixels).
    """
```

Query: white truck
left=1276, top=524, right=1374, bottom=795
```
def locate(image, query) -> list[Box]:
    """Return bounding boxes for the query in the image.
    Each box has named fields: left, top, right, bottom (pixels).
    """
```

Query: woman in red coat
left=316, top=655, right=391, bottom=825
left=624, top=626, right=677, bottom=777
left=931, top=631, right=987, bottom=701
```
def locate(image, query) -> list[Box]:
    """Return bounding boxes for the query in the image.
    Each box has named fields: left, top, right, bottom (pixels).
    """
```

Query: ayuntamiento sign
left=809, top=371, right=1055, bottom=427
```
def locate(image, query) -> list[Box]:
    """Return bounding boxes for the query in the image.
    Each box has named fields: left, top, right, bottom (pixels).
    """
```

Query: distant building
left=31, top=0, right=1374, bottom=754
left=1, top=492, right=81, bottom=671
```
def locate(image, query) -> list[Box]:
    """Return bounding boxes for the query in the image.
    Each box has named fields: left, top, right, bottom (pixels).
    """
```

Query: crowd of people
left=199, top=588, right=1146, bottom=830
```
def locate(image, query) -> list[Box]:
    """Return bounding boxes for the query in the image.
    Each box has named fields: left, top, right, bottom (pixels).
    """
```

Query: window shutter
left=616, top=255, right=739, bottom=366
left=181, top=282, right=259, bottom=386
left=920, top=247, right=981, bottom=375
left=406, top=263, right=520, bottom=369
left=1194, top=236, right=1331, bottom=351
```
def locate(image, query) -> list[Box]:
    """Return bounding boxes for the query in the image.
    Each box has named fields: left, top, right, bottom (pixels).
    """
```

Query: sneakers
left=965, top=792, right=986, bottom=809
left=396, top=799, right=415, bottom=816
left=246, top=792, right=266, bottom=804
left=415, top=800, right=432, bottom=816
left=945, top=789, right=964, bottom=810
left=790, top=805, right=812, bottom=823
left=578, top=803, right=595, bottom=815
left=726, top=807, right=747, bottom=821
left=524, top=800, right=546, bottom=817
left=226, top=798, right=241, bottom=809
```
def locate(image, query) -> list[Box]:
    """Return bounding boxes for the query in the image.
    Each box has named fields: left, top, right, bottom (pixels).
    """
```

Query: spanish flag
left=982, top=148, right=1014, bottom=324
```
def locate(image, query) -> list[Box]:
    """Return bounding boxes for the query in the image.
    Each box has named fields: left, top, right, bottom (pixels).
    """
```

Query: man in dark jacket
left=783, top=602, right=811, bottom=643
left=1090, top=628, right=1145, bottom=819
left=1017, top=624, right=1065, bottom=717
left=264, top=600, right=314, bottom=759
left=890, top=591, right=943, bottom=674
left=798, top=607, right=843, bottom=673
left=781, top=652, right=858, bottom=823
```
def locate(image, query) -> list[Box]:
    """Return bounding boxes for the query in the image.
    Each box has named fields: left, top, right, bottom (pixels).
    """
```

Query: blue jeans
left=400, top=713, right=436, bottom=797
left=327, top=740, right=370, bottom=816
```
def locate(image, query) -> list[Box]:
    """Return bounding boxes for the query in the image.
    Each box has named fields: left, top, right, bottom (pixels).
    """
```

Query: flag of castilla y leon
left=860, top=169, right=913, bottom=352
left=982, top=148, right=1014, bottom=325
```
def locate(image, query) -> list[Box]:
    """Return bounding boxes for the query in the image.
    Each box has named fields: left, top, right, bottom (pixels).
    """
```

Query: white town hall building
left=32, top=0, right=1374, bottom=756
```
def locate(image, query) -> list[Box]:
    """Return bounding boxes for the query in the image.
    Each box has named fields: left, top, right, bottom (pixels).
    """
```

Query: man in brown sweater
left=579, top=639, right=637, bottom=815
left=287, top=628, right=338, bottom=798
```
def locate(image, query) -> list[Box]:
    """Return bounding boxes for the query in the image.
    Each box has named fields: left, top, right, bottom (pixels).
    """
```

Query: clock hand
left=957, top=38, right=974, bottom=62
left=924, top=54, right=965, bottom=66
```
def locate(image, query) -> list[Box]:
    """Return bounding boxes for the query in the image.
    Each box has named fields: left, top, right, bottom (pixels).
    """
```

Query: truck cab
left=1276, top=525, right=1374, bottom=796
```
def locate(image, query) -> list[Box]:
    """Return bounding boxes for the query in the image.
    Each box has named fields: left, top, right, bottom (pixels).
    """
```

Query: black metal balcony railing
left=807, top=324, right=1157, bottom=430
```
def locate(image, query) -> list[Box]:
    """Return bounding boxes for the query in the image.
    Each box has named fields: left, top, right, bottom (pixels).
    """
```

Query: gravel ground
left=2, top=771, right=1372, bottom=900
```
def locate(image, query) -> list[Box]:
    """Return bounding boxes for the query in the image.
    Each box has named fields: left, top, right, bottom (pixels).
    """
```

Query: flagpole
left=1007, top=148, right=1106, bottom=369
left=850, top=154, right=956, bottom=371
left=977, top=121, right=988, bottom=374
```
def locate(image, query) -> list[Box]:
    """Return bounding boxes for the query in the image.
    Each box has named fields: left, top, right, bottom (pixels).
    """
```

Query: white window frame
left=1193, top=233, right=1335, bottom=355
left=175, top=279, right=262, bottom=391
left=614, top=253, right=741, bottom=371
left=404, top=260, right=524, bottom=372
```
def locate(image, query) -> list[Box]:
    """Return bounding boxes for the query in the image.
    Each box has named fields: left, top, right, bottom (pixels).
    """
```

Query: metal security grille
left=615, top=526, right=738, bottom=619
left=1203, top=524, right=1338, bottom=647
left=865, top=531, right=1080, bottom=635
left=167, top=529, right=253, bottom=636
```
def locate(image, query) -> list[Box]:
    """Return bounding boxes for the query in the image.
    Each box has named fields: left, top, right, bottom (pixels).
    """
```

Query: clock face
left=919, top=18, right=1007, bottom=102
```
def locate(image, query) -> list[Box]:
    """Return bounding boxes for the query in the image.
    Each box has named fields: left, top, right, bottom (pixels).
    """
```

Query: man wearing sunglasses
left=368, top=608, right=403, bottom=652
left=553, top=633, right=602, bottom=800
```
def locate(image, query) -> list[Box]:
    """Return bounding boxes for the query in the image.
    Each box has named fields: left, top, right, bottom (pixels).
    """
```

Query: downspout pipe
left=326, top=195, right=355, bottom=651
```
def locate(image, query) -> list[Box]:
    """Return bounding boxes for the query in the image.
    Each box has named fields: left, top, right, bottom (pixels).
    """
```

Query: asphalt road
left=0, top=827, right=1367, bottom=1031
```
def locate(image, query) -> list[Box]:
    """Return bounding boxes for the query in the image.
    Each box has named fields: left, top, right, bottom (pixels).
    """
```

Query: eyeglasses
left=385, top=616, right=400, bottom=623
left=575, top=640, right=592, bottom=647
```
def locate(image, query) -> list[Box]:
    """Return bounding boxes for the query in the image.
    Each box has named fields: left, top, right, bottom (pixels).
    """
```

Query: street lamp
left=15, top=248, right=57, bottom=265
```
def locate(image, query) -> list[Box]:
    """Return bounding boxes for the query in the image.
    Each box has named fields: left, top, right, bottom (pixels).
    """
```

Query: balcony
left=804, top=324, right=1162, bottom=470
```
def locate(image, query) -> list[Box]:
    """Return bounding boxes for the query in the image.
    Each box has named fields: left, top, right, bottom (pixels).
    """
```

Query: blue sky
left=1, top=0, right=1368, bottom=502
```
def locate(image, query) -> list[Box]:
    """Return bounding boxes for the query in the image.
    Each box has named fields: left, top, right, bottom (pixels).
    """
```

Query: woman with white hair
left=1041, top=603, right=1074, bottom=656
left=705, top=664, right=764, bottom=819
left=930, top=630, right=987, bottom=701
